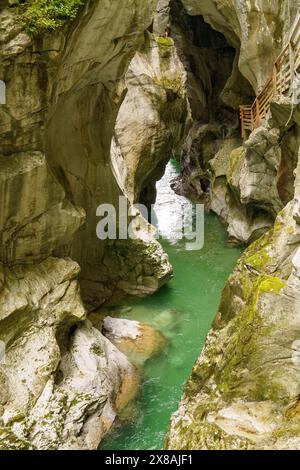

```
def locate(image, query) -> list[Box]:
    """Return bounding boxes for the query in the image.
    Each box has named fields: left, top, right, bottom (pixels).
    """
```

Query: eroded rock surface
left=0, top=0, right=172, bottom=450
left=166, top=195, right=300, bottom=449
left=2, top=0, right=300, bottom=452
left=0, top=257, right=140, bottom=449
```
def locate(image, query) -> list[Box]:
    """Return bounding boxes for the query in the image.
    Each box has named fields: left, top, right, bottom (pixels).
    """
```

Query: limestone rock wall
left=181, top=0, right=291, bottom=93
left=0, top=0, right=174, bottom=450
left=167, top=0, right=300, bottom=450
left=2, top=0, right=300, bottom=451
left=166, top=179, right=300, bottom=450
left=172, top=0, right=300, bottom=245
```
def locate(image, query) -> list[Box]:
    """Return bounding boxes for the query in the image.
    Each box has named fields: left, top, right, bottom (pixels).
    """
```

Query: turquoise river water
left=101, top=161, right=241, bottom=450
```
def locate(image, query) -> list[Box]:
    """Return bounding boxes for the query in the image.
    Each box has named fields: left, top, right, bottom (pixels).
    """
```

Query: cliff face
left=0, top=0, right=178, bottom=450
left=167, top=0, right=300, bottom=450
left=171, top=0, right=300, bottom=245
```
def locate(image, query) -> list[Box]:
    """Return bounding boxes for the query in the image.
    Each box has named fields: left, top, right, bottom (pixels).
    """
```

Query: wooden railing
left=240, top=12, right=300, bottom=138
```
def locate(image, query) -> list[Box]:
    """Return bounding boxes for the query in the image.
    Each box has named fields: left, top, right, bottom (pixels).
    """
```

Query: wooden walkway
left=240, top=12, right=300, bottom=138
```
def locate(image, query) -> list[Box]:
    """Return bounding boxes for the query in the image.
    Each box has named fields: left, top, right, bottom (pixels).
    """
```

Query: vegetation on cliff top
left=15, top=0, right=83, bottom=35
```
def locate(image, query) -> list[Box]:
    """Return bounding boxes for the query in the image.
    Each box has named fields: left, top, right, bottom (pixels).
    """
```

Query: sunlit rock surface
left=166, top=196, right=300, bottom=449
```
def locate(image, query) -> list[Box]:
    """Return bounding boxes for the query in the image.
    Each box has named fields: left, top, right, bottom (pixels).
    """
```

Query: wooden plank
left=239, top=14, right=300, bottom=139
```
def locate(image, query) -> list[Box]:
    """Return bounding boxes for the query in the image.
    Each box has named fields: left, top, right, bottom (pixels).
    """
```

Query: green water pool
left=101, top=163, right=242, bottom=450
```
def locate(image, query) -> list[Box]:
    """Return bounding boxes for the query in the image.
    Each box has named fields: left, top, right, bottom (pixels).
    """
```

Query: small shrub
left=14, top=0, right=83, bottom=35
left=153, top=76, right=181, bottom=93
left=155, top=36, right=173, bottom=48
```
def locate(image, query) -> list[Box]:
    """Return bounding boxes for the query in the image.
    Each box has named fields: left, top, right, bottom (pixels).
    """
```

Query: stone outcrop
left=180, top=0, right=297, bottom=94
left=0, top=2, right=173, bottom=308
left=2, top=0, right=300, bottom=452
left=112, top=31, right=189, bottom=208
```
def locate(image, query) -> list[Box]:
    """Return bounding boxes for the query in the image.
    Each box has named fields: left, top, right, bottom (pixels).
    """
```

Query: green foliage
left=15, top=0, right=83, bottom=35
left=153, top=76, right=181, bottom=92
left=155, top=36, right=173, bottom=48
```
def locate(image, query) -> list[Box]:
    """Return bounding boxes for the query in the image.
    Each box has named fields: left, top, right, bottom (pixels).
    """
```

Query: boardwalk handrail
left=240, top=12, right=300, bottom=138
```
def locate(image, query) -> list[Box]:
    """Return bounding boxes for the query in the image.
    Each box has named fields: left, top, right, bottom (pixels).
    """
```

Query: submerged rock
left=102, top=316, right=168, bottom=366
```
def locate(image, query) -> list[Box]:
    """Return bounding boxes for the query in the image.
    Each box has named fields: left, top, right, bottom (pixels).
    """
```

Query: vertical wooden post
left=289, top=42, right=295, bottom=93
left=240, top=107, right=244, bottom=139
left=273, top=65, right=277, bottom=96
left=256, top=98, right=260, bottom=127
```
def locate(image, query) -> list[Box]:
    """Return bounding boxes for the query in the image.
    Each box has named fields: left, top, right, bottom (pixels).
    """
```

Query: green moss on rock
left=155, top=36, right=174, bottom=48
left=243, top=229, right=274, bottom=270
left=228, top=146, right=244, bottom=184
left=153, top=76, right=182, bottom=93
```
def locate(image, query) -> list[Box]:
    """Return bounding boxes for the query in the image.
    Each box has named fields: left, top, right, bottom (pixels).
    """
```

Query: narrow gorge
left=0, top=0, right=300, bottom=451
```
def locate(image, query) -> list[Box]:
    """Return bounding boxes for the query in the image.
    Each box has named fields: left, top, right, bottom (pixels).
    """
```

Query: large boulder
left=0, top=258, right=140, bottom=449
left=112, top=31, right=189, bottom=208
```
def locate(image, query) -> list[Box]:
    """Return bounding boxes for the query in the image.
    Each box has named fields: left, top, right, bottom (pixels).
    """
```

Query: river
left=101, top=160, right=241, bottom=450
